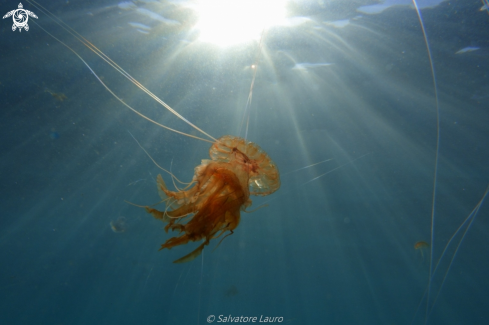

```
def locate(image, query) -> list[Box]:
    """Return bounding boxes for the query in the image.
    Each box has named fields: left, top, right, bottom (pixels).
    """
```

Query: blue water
left=1, top=0, right=488, bottom=324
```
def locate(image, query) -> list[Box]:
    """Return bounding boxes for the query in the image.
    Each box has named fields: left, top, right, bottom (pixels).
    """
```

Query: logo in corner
left=3, top=3, right=38, bottom=32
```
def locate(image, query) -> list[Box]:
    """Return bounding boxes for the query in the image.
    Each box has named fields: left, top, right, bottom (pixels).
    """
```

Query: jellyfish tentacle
left=160, top=234, right=192, bottom=251
left=146, top=207, right=171, bottom=223
left=173, top=240, right=209, bottom=264
left=28, top=1, right=217, bottom=142
left=213, top=229, right=234, bottom=252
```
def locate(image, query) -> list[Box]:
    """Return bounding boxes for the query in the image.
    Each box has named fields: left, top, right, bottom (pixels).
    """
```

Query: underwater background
left=1, top=0, right=488, bottom=324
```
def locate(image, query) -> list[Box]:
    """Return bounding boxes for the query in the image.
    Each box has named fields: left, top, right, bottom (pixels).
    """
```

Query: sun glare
left=195, top=0, right=287, bottom=46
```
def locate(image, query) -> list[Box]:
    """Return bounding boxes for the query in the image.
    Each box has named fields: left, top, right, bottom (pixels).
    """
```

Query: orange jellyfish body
left=414, top=241, right=429, bottom=257
left=145, top=135, right=280, bottom=263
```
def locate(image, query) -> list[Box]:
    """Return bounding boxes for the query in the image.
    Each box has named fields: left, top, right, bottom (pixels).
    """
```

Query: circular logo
left=14, top=10, right=27, bottom=28
left=207, top=315, right=215, bottom=323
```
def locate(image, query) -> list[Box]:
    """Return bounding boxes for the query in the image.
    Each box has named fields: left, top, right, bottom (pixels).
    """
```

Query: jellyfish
left=144, top=135, right=280, bottom=263
left=414, top=241, right=429, bottom=258
left=110, top=216, right=127, bottom=233
left=29, top=2, right=280, bottom=264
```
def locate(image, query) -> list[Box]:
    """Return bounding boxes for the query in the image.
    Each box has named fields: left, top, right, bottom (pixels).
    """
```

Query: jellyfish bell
left=110, top=216, right=127, bottom=233
left=209, top=135, right=281, bottom=196
left=414, top=240, right=429, bottom=258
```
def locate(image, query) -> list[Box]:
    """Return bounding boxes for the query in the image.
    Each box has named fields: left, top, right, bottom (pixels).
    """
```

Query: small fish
left=455, top=46, right=480, bottom=54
